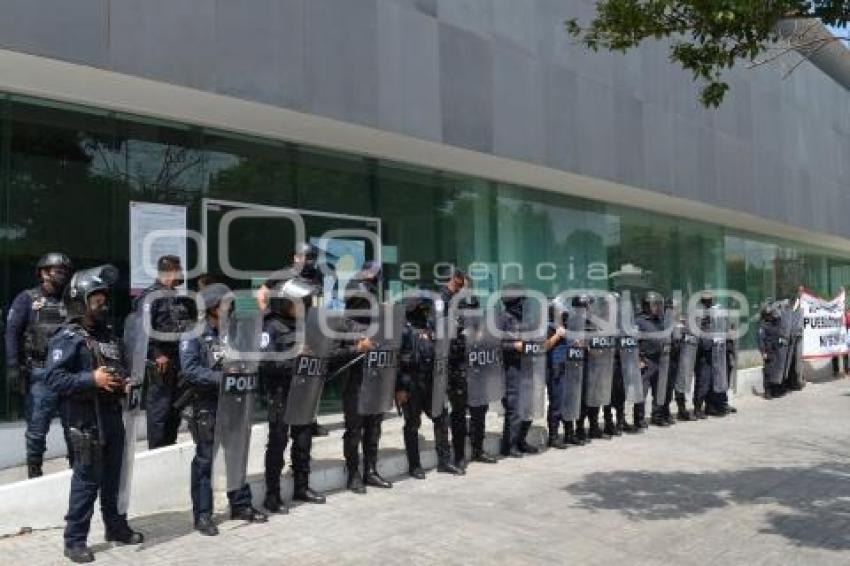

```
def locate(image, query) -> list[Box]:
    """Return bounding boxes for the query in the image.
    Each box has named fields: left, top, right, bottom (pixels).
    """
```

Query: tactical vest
left=24, top=288, right=67, bottom=367
left=410, top=325, right=435, bottom=370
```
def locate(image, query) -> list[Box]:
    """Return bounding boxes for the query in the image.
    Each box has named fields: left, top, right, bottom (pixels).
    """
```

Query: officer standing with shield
left=396, top=292, right=464, bottom=478
left=758, top=301, right=787, bottom=400
left=134, top=255, right=190, bottom=449
left=694, top=292, right=728, bottom=417
left=614, top=294, right=643, bottom=434
left=261, top=277, right=339, bottom=513
left=672, top=306, right=698, bottom=421
left=635, top=292, right=673, bottom=427
left=5, top=252, right=74, bottom=478
left=499, top=285, right=554, bottom=457
left=179, top=283, right=266, bottom=536
left=559, top=296, right=589, bottom=445
left=340, top=261, right=398, bottom=493
left=442, top=269, right=499, bottom=468
left=46, top=265, right=144, bottom=563
left=545, top=299, right=569, bottom=449
left=579, top=293, right=618, bottom=441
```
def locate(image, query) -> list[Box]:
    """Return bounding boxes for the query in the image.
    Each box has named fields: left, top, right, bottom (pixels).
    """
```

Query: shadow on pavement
left=563, top=461, right=850, bottom=550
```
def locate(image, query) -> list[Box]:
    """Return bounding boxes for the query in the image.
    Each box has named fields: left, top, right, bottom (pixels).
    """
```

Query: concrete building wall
left=0, top=0, right=847, bottom=237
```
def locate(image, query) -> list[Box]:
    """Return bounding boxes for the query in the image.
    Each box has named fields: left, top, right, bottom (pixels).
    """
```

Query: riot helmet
left=65, top=264, right=119, bottom=322
left=36, top=252, right=73, bottom=291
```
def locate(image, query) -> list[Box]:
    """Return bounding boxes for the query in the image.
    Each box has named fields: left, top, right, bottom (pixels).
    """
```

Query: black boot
left=517, top=421, right=540, bottom=454
left=676, top=398, right=694, bottom=421
left=575, top=421, right=589, bottom=443
left=347, top=468, right=367, bottom=494
left=194, top=514, right=219, bottom=536
left=472, top=449, right=498, bottom=463
left=231, top=506, right=268, bottom=523
left=311, top=422, right=329, bottom=437
left=650, top=407, right=670, bottom=427
left=364, top=466, right=392, bottom=489
left=27, top=462, right=43, bottom=479
left=404, top=428, right=424, bottom=479
left=548, top=429, right=568, bottom=449
left=437, top=460, right=464, bottom=475
left=263, top=490, right=288, bottom=514
left=64, top=546, right=95, bottom=563
left=693, top=400, right=707, bottom=419
left=293, top=473, right=326, bottom=504
left=634, top=403, right=648, bottom=430
left=588, top=416, right=611, bottom=440
left=603, top=408, right=618, bottom=437
left=105, top=523, right=144, bottom=545
left=563, top=421, right=585, bottom=445
left=435, top=418, right=464, bottom=475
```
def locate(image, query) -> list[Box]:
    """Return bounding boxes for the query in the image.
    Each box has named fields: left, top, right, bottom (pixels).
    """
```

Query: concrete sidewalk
left=2, top=377, right=849, bottom=565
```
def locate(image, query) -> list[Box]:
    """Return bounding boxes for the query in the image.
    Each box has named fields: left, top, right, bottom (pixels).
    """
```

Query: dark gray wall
left=0, top=0, right=848, bottom=237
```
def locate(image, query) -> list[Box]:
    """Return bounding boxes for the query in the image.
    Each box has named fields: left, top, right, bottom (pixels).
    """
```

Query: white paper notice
left=129, top=201, right=187, bottom=294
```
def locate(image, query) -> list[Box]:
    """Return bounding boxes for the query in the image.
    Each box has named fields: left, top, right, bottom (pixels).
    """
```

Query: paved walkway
left=2, top=379, right=850, bottom=565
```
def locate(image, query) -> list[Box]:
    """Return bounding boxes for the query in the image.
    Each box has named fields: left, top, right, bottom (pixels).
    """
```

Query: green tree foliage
left=567, top=1, right=849, bottom=106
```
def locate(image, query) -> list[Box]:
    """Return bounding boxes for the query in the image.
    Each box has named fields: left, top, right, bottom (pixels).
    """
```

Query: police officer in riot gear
left=442, top=268, right=498, bottom=467
left=134, top=255, right=191, bottom=449
left=5, top=252, right=74, bottom=478
left=499, top=284, right=556, bottom=457
left=341, top=261, right=392, bottom=493
left=261, top=278, right=330, bottom=513
left=45, top=265, right=144, bottom=563
left=758, top=302, right=785, bottom=400
left=257, top=242, right=330, bottom=438
left=635, top=291, right=670, bottom=427
left=546, top=301, right=570, bottom=449
left=179, top=283, right=267, bottom=536
left=694, top=292, right=720, bottom=418
left=396, top=292, right=464, bottom=478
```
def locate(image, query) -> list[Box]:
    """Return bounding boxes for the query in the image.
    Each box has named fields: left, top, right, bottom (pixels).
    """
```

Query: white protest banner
left=800, top=288, right=847, bottom=359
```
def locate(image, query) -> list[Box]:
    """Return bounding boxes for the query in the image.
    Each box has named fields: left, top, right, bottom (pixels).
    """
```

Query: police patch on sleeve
left=180, top=341, right=189, bottom=351
left=260, top=332, right=270, bottom=349
left=52, top=349, right=63, bottom=362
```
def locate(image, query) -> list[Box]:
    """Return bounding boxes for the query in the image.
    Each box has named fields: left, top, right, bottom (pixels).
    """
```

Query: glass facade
left=3, top=93, right=850, bottom=420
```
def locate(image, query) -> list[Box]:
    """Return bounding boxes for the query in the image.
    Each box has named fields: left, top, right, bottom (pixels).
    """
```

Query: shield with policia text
left=213, top=310, right=262, bottom=492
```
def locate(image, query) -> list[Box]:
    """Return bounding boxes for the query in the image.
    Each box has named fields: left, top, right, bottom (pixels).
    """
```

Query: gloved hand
left=6, top=367, right=24, bottom=395
left=395, top=390, right=409, bottom=406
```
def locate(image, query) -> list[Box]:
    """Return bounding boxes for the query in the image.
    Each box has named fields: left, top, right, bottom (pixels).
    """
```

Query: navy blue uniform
left=5, top=286, right=72, bottom=466
left=134, top=282, right=191, bottom=449
left=636, top=313, right=665, bottom=410
left=45, top=323, right=130, bottom=550
left=499, top=305, right=533, bottom=454
left=179, top=323, right=253, bottom=522
left=397, top=321, right=452, bottom=470
left=261, top=313, right=314, bottom=498
left=546, top=323, right=567, bottom=433
left=444, top=286, right=490, bottom=464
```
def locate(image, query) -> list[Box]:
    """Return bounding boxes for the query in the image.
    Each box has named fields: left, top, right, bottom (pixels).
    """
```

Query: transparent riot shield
left=283, top=308, right=332, bottom=426
left=213, top=311, right=262, bottom=493
left=465, top=308, right=505, bottom=407
left=584, top=295, right=616, bottom=408
left=117, top=312, right=147, bottom=515
left=560, top=306, right=586, bottom=421
left=653, top=307, right=675, bottom=405
left=618, top=303, right=642, bottom=403
left=429, top=315, right=450, bottom=418
left=517, top=330, right=547, bottom=420
left=778, top=305, right=796, bottom=385
left=358, top=303, right=404, bottom=415
left=675, top=333, right=698, bottom=398
left=790, top=309, right=805, bottom=387
left=709, top=309, right=729, bottom=394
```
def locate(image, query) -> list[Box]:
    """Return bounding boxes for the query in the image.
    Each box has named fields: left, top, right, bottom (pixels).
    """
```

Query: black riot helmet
left=65, top=264, right=119, bottom=321
left=199, top=283, right=232, bottom=313
left=501, top=283, right=527, bottom=312
left=642, top=291, right=664, bottom=316
left=404, top=292, right=434, bottom=328
left=269, top=277, right=315, bottom=317
left=699, top=290, right=714, bottom=309
left=294, top=242, right=321, bottom=282
left=36, top=252, right=73, bottom=290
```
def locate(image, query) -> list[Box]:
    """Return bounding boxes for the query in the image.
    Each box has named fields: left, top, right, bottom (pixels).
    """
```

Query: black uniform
left=443, top=286, right=494, bottom=466
left=635, top=310, right=665, bottom=426
left=46, top=322, right=134, bottom=550
left=341, top=278, right=391, bottom=490
left=498, top=298, right=539, bottom=455
left=397, top=306, right=461, bottom=476
left=134, top=282, right=191, bottom=449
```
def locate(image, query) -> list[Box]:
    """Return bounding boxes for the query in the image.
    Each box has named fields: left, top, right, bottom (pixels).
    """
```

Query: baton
left=324, top=353, right=366, bottom=383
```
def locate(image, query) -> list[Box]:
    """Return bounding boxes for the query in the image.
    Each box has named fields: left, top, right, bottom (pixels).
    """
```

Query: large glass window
left=2, top=93, right=850, bottom=418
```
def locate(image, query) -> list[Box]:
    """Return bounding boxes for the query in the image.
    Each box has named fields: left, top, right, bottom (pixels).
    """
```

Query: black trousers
left=265, top=384, right=313, bottom=495
left=188, top=405, right=252, bottom=521
left=401, top=373, right=451, bottom=468
left=342, top=368, right=383, bottom=474
left=145, top=366, right=182, bottom=449
left=448, top=377, right=488, bottom=462
left=64, top=405, right=126, bottom=549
